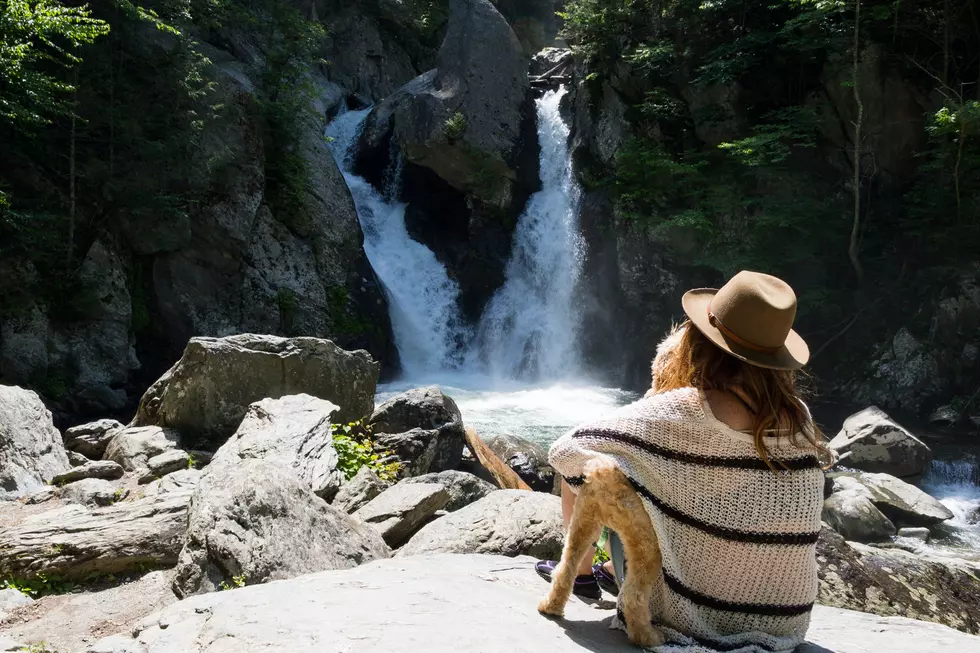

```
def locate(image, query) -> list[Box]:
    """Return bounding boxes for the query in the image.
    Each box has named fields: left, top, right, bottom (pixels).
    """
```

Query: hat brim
left=682, top=288, right=810, bottom=371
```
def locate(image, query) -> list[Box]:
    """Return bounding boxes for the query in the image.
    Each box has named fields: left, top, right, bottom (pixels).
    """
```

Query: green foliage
left=718, top=107, right=819, bottom=167
left=3, top=572, right=76, bottom=597
left=17, top=643, right=53, bottom=653
left=904, top=99, right=980, bottom=256
left=331, top=419, right=401, bottom=482
left=0, top=0, right=110, bottom=128
left=398, top=0, right=449, bottom=45
left=443, top=111, right=467, bottom=141
left=218, top=574, right=246, bottom=590
left=593, top=526, right=611, bottom=565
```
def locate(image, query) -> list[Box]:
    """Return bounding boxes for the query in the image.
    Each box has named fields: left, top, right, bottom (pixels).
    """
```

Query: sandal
left=593, top=562, right=620, bottom=597
left=534, top=560, right=603, bottom=600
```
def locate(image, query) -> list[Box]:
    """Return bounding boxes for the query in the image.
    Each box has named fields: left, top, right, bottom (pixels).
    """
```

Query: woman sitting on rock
left=536, top=270, right=833, bottom=652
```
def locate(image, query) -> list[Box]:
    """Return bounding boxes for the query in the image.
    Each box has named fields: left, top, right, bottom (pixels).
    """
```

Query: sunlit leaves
left=0, top=0, right=109, bottom=126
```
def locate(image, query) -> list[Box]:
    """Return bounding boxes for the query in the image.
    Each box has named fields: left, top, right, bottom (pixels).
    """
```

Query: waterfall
left=468, top=88, right=585, bottom=379
left=325, top=107, right=469, bottom=375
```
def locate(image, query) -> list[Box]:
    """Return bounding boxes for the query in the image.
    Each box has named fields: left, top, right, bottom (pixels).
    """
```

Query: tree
left=0, top=0, right=110, bottom=129
left=849, top=0, right=864, bottom=284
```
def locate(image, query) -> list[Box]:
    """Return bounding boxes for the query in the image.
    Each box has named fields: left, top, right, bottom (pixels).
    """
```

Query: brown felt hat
left=682, top=270, right=810, bottom=371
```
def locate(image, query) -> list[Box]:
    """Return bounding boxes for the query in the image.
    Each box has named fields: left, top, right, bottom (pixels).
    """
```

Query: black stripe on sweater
left=662, top=569, right=814, bottom=617
left=561, top=475, right=820, bottom=545
left=614, top=609, right=785, bottom=653
left=626, top=477, right=821, bottom=546
left=571, top=428, right=820, bottom=472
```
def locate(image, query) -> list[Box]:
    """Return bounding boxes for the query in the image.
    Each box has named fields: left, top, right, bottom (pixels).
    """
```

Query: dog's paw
left=537, top=596, right=565, bottom=618
left=628, top=624, right=665, bottom=649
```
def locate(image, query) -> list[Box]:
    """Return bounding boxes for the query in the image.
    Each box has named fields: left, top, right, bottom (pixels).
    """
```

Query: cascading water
left=325, top=107, right=469, bottom=375
left=468, top=88, right=585, bottom=379
left=326, top=89, right=629, bottom=445
left=921, top=458, right=980, bottom=558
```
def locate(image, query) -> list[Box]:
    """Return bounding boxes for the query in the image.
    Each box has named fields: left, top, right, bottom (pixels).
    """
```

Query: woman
left=536, top=270, right=832, bottom=652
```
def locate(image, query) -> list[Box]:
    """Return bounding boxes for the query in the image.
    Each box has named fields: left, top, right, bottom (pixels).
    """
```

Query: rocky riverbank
left=1, top=335, right=979, bottom=651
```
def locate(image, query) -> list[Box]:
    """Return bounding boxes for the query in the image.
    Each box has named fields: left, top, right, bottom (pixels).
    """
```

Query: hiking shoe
left=593, top=563, right=619, bottom=597
left=534, top=560, right=603, bottom=600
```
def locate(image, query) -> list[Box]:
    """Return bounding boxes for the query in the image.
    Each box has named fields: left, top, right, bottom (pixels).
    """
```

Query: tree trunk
left=67, top=72, right=78, bottom=276
left=849, top=0, right=865, bottom=284
left=943, top=0, right=950, bottom=85
left=955, top=103, right=966, bottom=223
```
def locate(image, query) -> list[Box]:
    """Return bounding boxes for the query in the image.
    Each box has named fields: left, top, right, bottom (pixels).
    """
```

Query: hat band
left=707, top=304, right=782, bottom=354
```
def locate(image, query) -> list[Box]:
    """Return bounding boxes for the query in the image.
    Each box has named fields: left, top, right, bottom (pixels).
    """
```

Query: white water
left=920, top=459, right=980, bottom=559
left=467, top=88, right=586, bottom=380
left=325, top=89, right=620, bottom=444
left=378, top=374, right=635, bottom=447
left=325, top=108, right=470, bottom=375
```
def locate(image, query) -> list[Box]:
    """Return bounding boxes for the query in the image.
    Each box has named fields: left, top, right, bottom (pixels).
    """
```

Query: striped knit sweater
left=548, top=387, right=824, bottom=653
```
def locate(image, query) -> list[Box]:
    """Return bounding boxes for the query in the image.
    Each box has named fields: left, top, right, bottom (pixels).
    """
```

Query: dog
left=539, top=328, right=684, bottom=647
left=537, top=457, right=665, bottom=648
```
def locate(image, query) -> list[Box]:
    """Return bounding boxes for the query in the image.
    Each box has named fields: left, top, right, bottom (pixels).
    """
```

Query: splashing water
left=468, top=88, right=585, bottom=380
left=325, top=107, right=469, bottom=375
left=378, top=374, right=636, bottom=447
left=919, top=459, right=980, bottom=559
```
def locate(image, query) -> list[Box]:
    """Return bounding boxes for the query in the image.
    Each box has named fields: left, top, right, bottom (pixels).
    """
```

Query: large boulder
left=103, top=426, right=179, bottom=472
left=132, top=334, right=379, bottom=445
left=485, top=434, right=556, bottom=493
left=0, top=385, right=71, bottom=500
left=59, top=478, right=126, bottom=507
left=63, top=419, right=124, bottom=459
left=172, top=459, right=390, bottom=597
left=81, top=555, right=980, bottom=653
left=207, top=395, right=343, bottom=501
left=822, top=476, right=897, bottom=542
left=846, top=472, right=953, bottom=527
left=369, top=386, right=465, bottom=474
left=360, top=0, right=533, bottom=209
left=353, top=482, right=449, bottom=547
left=143, top=449, right=191, bottom=480
left=401, top=470, right=497, bottom=511
left=828, top=406, right=933, bottom=478
left=143, top=468, right=202, bottom=497
left=332, top=466, right=390, bottom=514
left=397, top=490, right=562, bottom=558
left=0, top=491, right=192, bottom=580
left=51, top=460, right=125, bottom=485
left=817, top=526, right=980, bottom=634
left=822, top=472, right=953, bottom=541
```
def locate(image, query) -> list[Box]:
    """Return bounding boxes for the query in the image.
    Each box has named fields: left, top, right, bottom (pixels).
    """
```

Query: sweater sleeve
left=548, top=393, right=677, bottom=485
